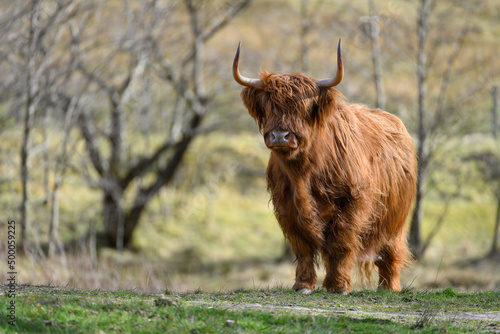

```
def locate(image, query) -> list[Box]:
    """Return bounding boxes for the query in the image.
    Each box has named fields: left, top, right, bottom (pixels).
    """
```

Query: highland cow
left=233, top=39, right=417, bottom=294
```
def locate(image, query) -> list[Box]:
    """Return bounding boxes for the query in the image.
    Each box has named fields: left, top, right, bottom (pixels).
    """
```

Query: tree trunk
left=48, top=183, right=60, bottom=256
left=409, top=171, right=424, bottom=258
left=42, top=110, right=50, bottom=206
left=102, top=132, right=198, bottom=249
left=20, top=0, right=42, bottom=253
left=493, top=85, right=498, bottom=138
left=124, top=136, right=197, bottom=246
left=490, top=86, right=499, bottom=257
left=103, top=190, right=127, bottom=249
left=20, top=103, right=31, bottom=254
left=408, top=0, right=432, bottom=260
left=489, top=196, right=500, bottom=257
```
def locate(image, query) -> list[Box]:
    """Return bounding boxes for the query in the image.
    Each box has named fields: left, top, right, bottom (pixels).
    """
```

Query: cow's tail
left=354, top=259, right=377, bottom=290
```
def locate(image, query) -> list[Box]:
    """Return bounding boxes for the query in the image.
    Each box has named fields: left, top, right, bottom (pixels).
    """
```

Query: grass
left=0, top=285, right=498, bottom=333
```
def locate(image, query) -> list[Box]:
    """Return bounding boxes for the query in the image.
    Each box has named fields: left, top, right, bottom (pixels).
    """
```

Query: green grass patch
left=0, top=285, right=498, bottom=333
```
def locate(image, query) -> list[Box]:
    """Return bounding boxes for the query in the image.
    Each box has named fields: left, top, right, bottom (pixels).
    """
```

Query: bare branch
left=120, top=121, right=220, bottom=189
left=78, top=110, right=107, bottom=177
left=181, top=0, right=252, bottom=66
left=430, top=26, right=470, bottom=134
left=185, top=0, right=206, bottom=99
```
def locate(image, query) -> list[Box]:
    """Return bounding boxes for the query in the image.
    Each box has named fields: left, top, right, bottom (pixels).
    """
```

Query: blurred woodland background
left=0, top=0, right=499, bottom=292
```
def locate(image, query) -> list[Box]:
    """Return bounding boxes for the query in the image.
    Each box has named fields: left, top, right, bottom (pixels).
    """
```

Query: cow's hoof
left=296, top=288, right=313, bottom=295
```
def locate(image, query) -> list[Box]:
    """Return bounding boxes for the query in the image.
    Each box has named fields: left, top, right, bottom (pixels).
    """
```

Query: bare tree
left=3, top=0, right=77, bottom=253
left=19, top=0, right=41, bottom=253
left=407, top=0, right=485, bottom=259
left=67, top=0, right=251, bottom=249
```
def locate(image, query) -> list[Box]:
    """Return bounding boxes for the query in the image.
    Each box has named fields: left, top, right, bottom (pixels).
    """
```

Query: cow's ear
left=313, top=89, right=339, bottom=125
left=241, top=88, right=265, bottom=130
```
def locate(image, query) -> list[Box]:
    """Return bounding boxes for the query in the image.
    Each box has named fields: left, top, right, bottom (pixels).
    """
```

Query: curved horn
left=317, top=39, right=344, bottom=88
left=233, top=42, right=264, bottom=89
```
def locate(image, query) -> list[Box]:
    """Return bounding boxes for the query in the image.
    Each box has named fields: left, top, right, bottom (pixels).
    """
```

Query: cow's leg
left=321, top=246, right=356, bottom=294
left=289, top=237, right=317, bottom=294
left=375, top=236, right=410, bottom=291
left=321, top=213, right=364, bottom=294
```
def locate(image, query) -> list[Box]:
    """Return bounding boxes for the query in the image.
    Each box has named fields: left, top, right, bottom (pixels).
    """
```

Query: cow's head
left=233, top=40, right=343, bottom=159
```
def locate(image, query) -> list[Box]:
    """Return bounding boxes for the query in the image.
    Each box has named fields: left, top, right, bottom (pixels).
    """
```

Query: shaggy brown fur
left=240, top=70, right=417, bottom=294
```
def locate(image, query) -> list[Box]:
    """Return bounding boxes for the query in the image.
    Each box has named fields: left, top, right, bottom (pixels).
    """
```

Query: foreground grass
left=0, top=285, right=498, bottom=333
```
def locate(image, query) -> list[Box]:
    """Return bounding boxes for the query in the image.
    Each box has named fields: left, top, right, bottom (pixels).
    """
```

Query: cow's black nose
left=271, top=131, right=290, bottom=146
